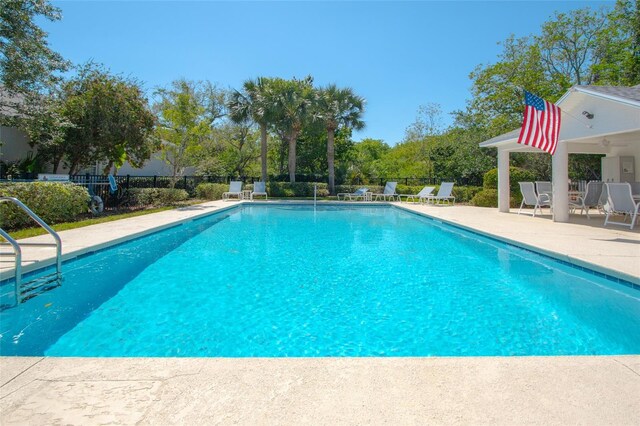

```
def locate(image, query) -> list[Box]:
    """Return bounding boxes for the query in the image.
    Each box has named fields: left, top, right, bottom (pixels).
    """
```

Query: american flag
left=517, top=90, right=561, bottom=155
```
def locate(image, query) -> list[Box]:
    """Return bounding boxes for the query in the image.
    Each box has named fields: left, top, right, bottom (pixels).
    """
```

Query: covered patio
left=480, top=85, right=640, bottom=223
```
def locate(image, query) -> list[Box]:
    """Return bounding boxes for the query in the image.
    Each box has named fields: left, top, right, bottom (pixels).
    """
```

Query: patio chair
left=372, top=182, right=399, bottom=201
left=337, top=187, right=369, bottom=201
left=223, top=181, right=243, bottom=201
left=518, top=182, right=551, bottom=217
left=535, top=181, right=553, bottom=200
left=399, top=186, right=435, bottom=203
left=250, top=181, right=268, bottom=201
left=422, top=182, right=455, bottom=205
left=604, top=182, right=640, bottom=230
left=569, top=181, right=603, bottom=219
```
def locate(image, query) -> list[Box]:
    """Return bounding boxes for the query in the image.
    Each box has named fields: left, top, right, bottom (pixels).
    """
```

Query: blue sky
left=46, top=1, right=613, bottom=145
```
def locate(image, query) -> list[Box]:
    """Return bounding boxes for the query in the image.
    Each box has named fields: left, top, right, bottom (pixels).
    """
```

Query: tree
left=228, top=77, right=275, bottom=182
left=269, top=76, right=314, bottom=183
left=592, top=0, right=640, bottom=85
left=153, top=79, right=225, bottom=185
left=195, top=121, right=260, bottom=177
left=59, top=64, right=157, bottom=174
left=345, top=138, right=390, bottom=183
left=404, top=103, right=443, bottom=142
left=0, top=0, right=68, bottom=95
left=537, top=7, right=608, bottom=86
left=314, top=85, right=365, bottom=194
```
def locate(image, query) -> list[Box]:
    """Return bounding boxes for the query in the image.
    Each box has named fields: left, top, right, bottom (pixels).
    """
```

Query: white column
left=552, top=141, right=569, bottom=222
left=497, top=148, right=510, bottom=213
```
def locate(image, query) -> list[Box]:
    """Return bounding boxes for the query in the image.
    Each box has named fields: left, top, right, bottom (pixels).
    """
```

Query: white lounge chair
left=337, top=187, right=369, bottom=201
left=223, top=181, right=243, bottom=201
left=604, top=182, right=640, bottom=229
left=422, top=182, right=455, bottom=205
left=569, top=181, right=602, bottom=219
left=373, top=182, right=399, bottom=201
left=518, top=182, right=551, bottom=217
left=251, top=181, right=268, bottom=201
left=400, top=186, right=435, bottom=203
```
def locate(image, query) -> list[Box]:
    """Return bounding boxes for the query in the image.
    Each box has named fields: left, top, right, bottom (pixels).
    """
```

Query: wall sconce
left=582, top=111, right=594, bottom=119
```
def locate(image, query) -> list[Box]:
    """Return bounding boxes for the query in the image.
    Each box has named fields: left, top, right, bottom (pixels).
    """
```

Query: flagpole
left=560, top=109, right=593, bottom=129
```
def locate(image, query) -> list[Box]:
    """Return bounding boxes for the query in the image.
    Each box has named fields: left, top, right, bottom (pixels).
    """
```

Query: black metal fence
left=1, top=173, right=484, bottom=194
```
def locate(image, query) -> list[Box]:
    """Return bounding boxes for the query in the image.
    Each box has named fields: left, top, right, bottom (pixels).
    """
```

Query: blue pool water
left=1, top=205, right=639, bottom=357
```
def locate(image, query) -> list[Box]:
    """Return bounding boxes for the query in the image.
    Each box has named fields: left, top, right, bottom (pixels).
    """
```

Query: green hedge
left=267, top=182, right=329, bottom=197
left=195, top=183, right=229, bottom=200
left=471, top=167, right=536, bottom=208
left=483, top=167, right=536, bottom=192
left=128, top=188, right=189, bottom=206
left=0, top=182, right=90, bottom=229
left=470, top=189, right=522, bottom=208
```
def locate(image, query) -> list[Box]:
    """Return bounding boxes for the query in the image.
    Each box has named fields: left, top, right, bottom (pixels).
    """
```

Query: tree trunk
left=288, top=131, right=297, bottom=183
left=52, top=157, right=61, bottom=174
left=327, top=128, right=336, bottom=195
left=260, top=123, right=268, bottom=182
left=103, top=161, right=113, bottom=175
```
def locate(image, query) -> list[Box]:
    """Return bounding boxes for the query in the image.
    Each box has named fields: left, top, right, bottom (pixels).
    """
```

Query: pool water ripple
left=1, top=205, right=639, bottom=356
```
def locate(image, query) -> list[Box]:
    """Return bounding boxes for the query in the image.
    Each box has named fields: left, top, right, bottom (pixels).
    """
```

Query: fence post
left=126, top=175, right=130, bottom=190
left=153, top=175, right=157, bottom=188
left=184, top=175, right=187, bottom=190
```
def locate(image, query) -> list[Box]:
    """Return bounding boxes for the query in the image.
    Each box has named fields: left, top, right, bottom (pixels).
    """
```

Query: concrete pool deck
left=1, top=200, right=639, bottom=424
left=1, top=356, right=639, bottom=425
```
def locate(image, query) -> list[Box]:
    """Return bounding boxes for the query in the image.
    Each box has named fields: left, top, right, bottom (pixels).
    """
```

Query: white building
left=479, top=85, right=640, bottom=222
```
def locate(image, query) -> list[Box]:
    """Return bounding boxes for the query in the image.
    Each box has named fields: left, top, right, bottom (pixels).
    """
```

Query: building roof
left=480, top=84, right=640, bottom=150
left=572, top=84, right=640, bottom=105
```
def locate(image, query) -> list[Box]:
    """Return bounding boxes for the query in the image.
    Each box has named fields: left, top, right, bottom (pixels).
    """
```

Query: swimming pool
left=1, top=204, right=639, bottom=356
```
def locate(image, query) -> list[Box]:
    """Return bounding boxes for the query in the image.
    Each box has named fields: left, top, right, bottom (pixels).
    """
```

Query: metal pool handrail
left=0, top=197, right=62, bottom=305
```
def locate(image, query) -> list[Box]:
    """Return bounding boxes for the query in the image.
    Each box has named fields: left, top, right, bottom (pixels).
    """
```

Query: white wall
left=115, top=151, right=195, bottom=176
left=0, top=125, right=32, bottom=162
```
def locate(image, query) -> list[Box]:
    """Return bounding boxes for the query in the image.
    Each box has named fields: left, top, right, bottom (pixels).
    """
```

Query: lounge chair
left=518, top=182, right=551, bottom=217
left=399, top=186, right=435, bottom=203
left=422, top=182, right=455, bottom=205
left=223, top=181, right=243, bottom=201
left=372, top=182, right=399, bottom=201
left=251, top=181, right=268, bottom=201
left=337, top=187, right=369, bottom=201
left=604, top=182, right=640, bottom=229
left=569, top=181, right=602, bottom=219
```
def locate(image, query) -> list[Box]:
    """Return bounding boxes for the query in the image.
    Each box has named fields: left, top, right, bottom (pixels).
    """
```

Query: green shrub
left=195, top=183, right=229, bottom=200
left=470, top=189, right=499, bottom=207
left=482, top=167, right=535, bottom=206
left=483, top=167, right=536, bottom=191
left=0, top=182, right=90, bottom=229
left=452, top=186, right=483, bottom=203
left=267, top=182, right=329, bottom=197
left=471, top=189, right=521, bottom=208
left=128, top=188, right=189, bottom=206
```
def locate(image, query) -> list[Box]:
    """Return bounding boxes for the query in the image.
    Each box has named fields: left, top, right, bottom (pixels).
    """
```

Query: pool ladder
left=0, top=197, right=62, bottom=306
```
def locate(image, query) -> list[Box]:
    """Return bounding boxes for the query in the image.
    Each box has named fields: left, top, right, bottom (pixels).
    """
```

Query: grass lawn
left=9, top=206, right=178, bottom=240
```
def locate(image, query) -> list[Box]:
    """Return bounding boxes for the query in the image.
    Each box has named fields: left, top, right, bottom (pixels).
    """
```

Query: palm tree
left=314, top=85, right=365, bottom=194
left=228, top=77, right=273, bottom=182
left=269, top=77, right=314, bottom=183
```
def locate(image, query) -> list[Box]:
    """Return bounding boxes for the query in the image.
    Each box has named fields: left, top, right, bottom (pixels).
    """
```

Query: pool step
left=20, top=272, right=62, bottom=302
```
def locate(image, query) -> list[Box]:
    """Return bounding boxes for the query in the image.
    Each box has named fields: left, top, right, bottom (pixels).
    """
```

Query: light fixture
left=582, top=111, right=594, bottom=119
